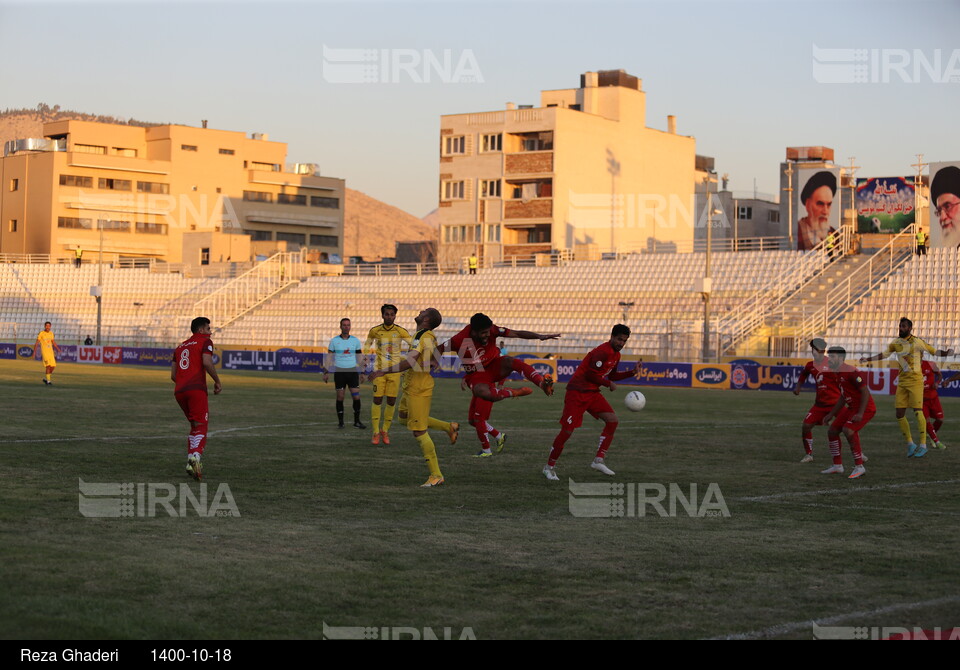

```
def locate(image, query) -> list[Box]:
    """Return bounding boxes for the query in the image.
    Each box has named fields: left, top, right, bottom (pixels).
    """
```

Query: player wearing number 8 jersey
left=172, top=317, right=222, bottom=481
left=860, top=317, right=954, bottom=458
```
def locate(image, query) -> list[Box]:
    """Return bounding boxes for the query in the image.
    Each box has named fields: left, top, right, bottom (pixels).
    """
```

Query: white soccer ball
left=625, top=390, right=646, bottom=412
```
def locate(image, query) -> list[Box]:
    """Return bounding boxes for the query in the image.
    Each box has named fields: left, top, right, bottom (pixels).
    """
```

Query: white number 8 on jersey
left=179, top=349, right=190, bottom=370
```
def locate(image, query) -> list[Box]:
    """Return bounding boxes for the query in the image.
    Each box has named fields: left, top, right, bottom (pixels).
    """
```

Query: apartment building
left=438, top=70, right=697, bottom=267
left=0, top=120, right=344, bottom=266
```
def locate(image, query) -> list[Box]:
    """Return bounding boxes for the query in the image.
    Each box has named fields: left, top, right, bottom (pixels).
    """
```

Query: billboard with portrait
left=856, top=177, right=916, bottom=234
left=929, top=162, right=960, bottom=248
left=795, top=168, right=840, bottom=250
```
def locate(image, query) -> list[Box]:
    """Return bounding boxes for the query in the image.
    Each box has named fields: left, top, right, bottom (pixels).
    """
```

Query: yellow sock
left=45, top=372, right=51, bottom=382
left=371, top=402, right=382, bottom=433
left=382, top=403, right=396, bottom=432
left=428, top=417, right=451, bottom=433
left=416, top=433, right=441, bottom=477
left=898, top=416, right=914, bottom=444
left=915, top=410, right=927, bottom=445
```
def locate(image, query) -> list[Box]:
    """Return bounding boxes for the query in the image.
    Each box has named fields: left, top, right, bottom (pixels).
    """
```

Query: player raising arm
left=860, top=317, right=953, bottom=458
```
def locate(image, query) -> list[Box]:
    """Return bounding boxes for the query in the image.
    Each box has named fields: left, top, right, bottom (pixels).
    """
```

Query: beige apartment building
left=0, top=120, right=344, bottom=267
left=438, top=70, right=698, bottom=267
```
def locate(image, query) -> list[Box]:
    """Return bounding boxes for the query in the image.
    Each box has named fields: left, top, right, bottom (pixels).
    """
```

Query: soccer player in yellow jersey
left=861, top=317, right=954, bottom=458
left=368, top=307, right=449, bottom=488
left=34, top=321, right=61, bottom=386
left=364, top=304, right=412, bottom=445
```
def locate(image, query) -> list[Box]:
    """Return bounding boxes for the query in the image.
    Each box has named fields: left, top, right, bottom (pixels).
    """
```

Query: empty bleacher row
left=0, top=264, right=229, bottom=344
left=826, top=247, right=960, bottom=358
left=219, top=250, right=808, bottom=355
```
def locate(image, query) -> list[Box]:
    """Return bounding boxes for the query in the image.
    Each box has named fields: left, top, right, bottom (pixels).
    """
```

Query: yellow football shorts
left=405, top=394, right=432, bottom=431
left=895, top=379, right=923, bottom=409
left=373, top=372, right=401, bottom=398
left=41, top=351, right=56, bottom=368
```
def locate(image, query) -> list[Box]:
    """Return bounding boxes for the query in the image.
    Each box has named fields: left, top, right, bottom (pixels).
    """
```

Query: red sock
left=489, top=386, right=523, bottom=400
left=847, top=432, right=863, bottom=465
left=510, top=358, right=543, bottom=385
left=474, top=423, right=490, bottom=450
left=596, top=422, right=617, bottom=460
left=802, top=430, right=813, bottom=455
left=548, top=431, right=572, bottom=467
left=188, top=425, right=207, bottom=457
left=925, top=415, right=939, bottom=442
left=828, top=436, right=842, bottom=465
left=484, top=422, right=500, bottom=438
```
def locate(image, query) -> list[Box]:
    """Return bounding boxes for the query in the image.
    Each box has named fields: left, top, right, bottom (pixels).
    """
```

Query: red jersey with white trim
left=174, top=333, right=214, bottom=394
left=836, top=363, right=876, bottom=412
left=445, top=324, right=507, bottom=374
left=799, top=360, right=841, bottom=407
left=921, top=360, right=939, bottom=400
left=567, top=342, right=633, bottom=392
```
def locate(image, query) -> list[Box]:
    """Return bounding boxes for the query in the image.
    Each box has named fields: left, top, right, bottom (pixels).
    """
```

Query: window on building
left=250, top=230, right=272, bottom=241
left=516, top=131, right=553, bottom=151
left=98, top=178, right=132, bottom=191
left=59, top=174, right=93, bottom=188
left=276, top=232, right=306, bottom=247
left=136, top=222, right=168, bottom=235
left=181, top=144, right=198, bottom=152
left=442, top=181, right=465, bottom=200
left=252, top=161, right=279, bottom=171
left=481, top=180, right=501, bottom=198
left=738, top=206, right=753, bottom=220
left=112, top=147, right=137, bottom=157
left=219, top=148, right=235, bottom=155
left=310, top=196, right=340, bottom=209
left=136, top=181, right=170, bottom=194
left=277, top=193, right=307, bottom=206
left=58, top=217, right=93, bottom=229
left=200, top=248, right=210, bottom=265
left=443, top=135, right=466, bottom=156
left=768, top=210, right=780, bottom=223
left=310, top=234, right=338, bottom=247
left=9, top=179, right=19, bottom=191
left=487, top=224, right=500, bottom=242
left=481, top=134, right=502, bottom=153
left=510, top=180, right=551, bottom=199
left=528, top=225, right=552, bottom=244
left=243, top=190, right=273, bottom=203
left=9, top=220, right=17, bottom=232
left=74, top=144, right=106, bottom=155
left=97, top=219, right=131, bottom=231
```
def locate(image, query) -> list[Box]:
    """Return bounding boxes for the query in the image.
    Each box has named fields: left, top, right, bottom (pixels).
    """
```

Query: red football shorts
left=804, top=404, right=834, bottom=426
left=559, top=390, right=613, bottom=430
left=830, top=404, right=876, bottom=433
left=923, top=395, right=944, bottom=421
left=175, top=390, right=209, bottom=424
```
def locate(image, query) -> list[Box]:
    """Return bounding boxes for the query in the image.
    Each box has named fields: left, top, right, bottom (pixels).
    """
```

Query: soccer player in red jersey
left=171, top=317, right=222, bottom=481
left=921, top=359, right=947, bottom=450
left=543, top=325, right=640, bottom=480
left=792, top=338, right=840, bottom=463
left=439, top=313, right=560, bottom=454
left=820, top=346, right=875, bottom=480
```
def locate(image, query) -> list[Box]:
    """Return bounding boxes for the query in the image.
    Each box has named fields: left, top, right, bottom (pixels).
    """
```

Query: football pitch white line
left=743, top=499, right=960, bottom=517
left=3, top=422, right=326, bottom=444
left=734, top=479, right=960, bottom=502
left=711, top=594, right=960, bottom=640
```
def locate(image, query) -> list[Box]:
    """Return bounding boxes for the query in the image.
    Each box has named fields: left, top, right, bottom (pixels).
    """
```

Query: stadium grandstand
left=2, top=224, right=955, bottom=361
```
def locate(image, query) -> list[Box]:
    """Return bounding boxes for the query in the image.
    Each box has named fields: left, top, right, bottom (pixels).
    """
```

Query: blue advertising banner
left=276, top=349, right=325, bottom=373
left=0, top=342, right=16, bottom=359
left=121, top=347, right=176, bottom=366
left=628, top=362, right=692, bottom=387
left=222, top=350, right=276, bottom=371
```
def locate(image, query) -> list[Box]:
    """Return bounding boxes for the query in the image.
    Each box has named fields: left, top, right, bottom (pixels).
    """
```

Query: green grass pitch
left=2, top=359, right=958, bottom=640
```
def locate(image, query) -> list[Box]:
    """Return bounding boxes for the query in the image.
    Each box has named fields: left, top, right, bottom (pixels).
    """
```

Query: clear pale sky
left=1, top=0, right=958, bottom=217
